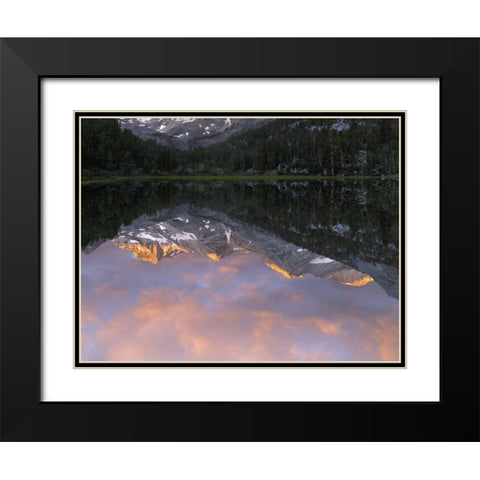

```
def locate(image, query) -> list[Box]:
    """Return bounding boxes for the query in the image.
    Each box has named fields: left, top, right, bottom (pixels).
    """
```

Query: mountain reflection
left=81, top=240, right=399, bottom=362
left=109, top=206, right=375, bottom=289
left=81, top=179, right=400, bottom=363
left=82, top=179, right=399, bottom=297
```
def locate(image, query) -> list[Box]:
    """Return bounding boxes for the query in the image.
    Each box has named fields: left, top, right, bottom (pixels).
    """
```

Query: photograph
left=78, top=112, right=404, bottom=366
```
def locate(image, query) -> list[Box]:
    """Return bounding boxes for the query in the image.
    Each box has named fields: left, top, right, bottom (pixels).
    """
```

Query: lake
left=80, top=178, right=400, bottom=363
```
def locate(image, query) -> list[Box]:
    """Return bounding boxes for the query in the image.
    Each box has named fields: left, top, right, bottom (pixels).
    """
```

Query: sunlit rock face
left=265, top=262, right=301, bottom=279
left=118, top=118, right=273, bottom=151
left=116, top=243, right=189, bottom=264
left=111, top=206, right=376, bottom=290
left=325, top=269, right=374, bottom=287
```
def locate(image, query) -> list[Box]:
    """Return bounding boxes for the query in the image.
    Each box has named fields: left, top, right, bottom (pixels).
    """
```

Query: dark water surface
left=81, top=179, right=400, bottom=362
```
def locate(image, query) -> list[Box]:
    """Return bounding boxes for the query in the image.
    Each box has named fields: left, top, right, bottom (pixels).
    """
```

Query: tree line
left=81, top=119, right=177, bottom=176
left=176, top=118, right=399, bottom=176
left=82, top=178, right=399, bottom=270
left=81, top=118, right=399, bottom=177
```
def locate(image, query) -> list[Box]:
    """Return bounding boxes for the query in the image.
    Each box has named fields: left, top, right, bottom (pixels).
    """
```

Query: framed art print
left=1, top=38, right=478, bottom=441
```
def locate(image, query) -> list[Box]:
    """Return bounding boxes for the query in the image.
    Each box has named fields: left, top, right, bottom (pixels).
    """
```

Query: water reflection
left=82, top=241, right=399, bottom=362
left=81, top=179, right=400, bottom=363
left=111, top=206, right=375, bottom=288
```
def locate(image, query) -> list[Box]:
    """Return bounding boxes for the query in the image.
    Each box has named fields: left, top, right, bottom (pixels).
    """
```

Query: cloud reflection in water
left=81, top=241, right=399, bottom=362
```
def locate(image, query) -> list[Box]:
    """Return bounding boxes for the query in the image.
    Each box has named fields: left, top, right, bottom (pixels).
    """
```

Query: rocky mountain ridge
left=119, top=117, right=273, bottom=151
left=111, top=206, right=378, bottom=290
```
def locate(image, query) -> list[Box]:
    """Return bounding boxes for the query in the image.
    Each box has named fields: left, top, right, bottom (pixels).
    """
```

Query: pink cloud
left=82, top=245, right=399, bottom=362
left=81, top=307, right=98, bottom=323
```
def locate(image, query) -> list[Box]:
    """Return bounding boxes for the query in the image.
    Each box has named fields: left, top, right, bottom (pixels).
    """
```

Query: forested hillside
left=81, top=118, right=399, bottom=178
left=81, top=119, right=177, bottom=177
left=176, top=118, right=399, bottom=175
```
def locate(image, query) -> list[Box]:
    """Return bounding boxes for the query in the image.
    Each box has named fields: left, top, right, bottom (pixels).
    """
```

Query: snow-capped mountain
left=118, top=117, right=273, bottom=151
left=111, top=206, right=375, bottom=289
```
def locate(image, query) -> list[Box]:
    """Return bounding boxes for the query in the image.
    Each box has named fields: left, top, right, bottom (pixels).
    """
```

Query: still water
left=81, top=179, right=400, bottom=363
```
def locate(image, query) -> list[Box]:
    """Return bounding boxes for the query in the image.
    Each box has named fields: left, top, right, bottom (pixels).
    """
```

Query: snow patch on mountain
left=137, top=232, right=168, bottom=244
left=171, top=232, right=197, bottom=241
left=310, top=256, right=334, bottom=264
left=118, top=117, right=274, bottom=151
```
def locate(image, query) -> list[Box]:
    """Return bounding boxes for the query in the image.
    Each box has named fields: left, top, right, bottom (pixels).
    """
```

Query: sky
left=81, top=241, right=399, bottom=363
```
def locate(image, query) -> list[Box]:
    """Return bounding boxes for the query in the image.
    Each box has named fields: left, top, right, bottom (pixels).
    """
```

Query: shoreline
left=81, top=174, right=400, bottom=185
